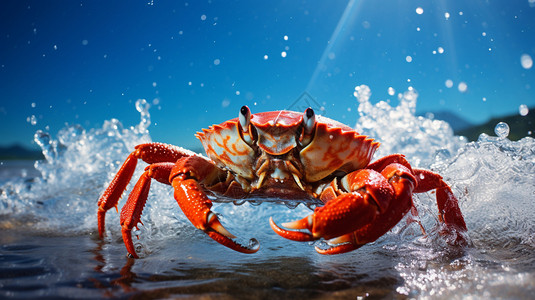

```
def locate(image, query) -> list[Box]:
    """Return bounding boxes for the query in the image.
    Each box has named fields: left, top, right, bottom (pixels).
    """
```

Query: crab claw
left=270, top=187, right=386, bottom=241
left=269, top=216, right=316, bottom=242
left=270, top=169, right=394, bottom=254
left=205, top=212, right=260, bottom=254
left=171, top=165, right=259, bottom=254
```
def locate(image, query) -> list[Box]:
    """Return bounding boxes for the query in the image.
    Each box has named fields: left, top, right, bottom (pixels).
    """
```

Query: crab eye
left=299, top=107, right=315, bottom=147
left=239, top=105, right=254, bottom=145
left=239, top=105, right=251, bottom=132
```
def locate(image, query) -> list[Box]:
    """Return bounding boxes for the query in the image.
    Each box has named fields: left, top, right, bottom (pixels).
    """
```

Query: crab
left=97, top=106, right=467, bottom=257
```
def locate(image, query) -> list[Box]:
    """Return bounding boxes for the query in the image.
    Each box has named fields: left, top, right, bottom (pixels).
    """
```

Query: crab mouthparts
left=254, top=156, right=305, bottom=192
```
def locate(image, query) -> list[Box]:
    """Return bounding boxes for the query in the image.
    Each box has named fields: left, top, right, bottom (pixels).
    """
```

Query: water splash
left=1, top=99, right=153, bottom=234
left=354, top=85, right=466, bottom=167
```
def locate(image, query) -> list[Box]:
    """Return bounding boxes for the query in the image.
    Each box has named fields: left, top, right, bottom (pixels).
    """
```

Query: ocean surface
left=1, top=91, right=534, bottom=299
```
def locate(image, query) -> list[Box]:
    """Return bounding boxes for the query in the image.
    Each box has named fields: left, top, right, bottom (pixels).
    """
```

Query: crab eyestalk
left=299, top=107, right=315, bottom=147
left=239, top=105, right=254, bottom=145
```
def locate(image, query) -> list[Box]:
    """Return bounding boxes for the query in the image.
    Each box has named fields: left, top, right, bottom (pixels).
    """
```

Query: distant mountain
left=418, top=110, right=474, bottom=131
left=0, top=145, right=44, bottom=160
left=456, top=107, right=534, bottom=141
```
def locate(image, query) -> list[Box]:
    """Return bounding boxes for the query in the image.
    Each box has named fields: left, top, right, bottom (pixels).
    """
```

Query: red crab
left=97, top=106, right=467, bottom=258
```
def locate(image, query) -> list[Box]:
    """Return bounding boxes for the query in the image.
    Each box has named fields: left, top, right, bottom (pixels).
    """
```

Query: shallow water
left=1, top=90, right=534, bottom=299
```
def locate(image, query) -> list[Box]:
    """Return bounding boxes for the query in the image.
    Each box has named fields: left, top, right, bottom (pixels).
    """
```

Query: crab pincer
left=170, top=157, right=259, bottom=254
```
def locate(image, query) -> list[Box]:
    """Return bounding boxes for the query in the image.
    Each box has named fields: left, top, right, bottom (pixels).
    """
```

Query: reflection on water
left=1, top=92, right=535, bottom=298
left=1, top=230, right=407, bottom=299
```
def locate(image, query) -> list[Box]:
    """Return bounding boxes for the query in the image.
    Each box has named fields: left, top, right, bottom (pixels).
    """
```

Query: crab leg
left=170, top=156, right=259, bottom=254
left=98, top=143, right=194, bottom=237
left=413, top=168, right=467, bottom=232
left=120, top=163, right=175, bottom=258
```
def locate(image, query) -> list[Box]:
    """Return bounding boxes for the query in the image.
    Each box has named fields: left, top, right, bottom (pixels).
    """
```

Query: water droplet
left=520, top=54, right=533, bottom=69
left=445, top=79, right=453, bottom=88
left=354, top=85, right=371, bottom=103
left=248, top=238, right=260, bottom=250
left=519, top=104, right=529, bottom=116
left=458, top=82, right=468, bottom=93
left=281, top=51, right=287, bottom=58
left=283, top=35, right=288, bottom=41
left=416, top=7, right=424, bottom=15
left=494, top=122, right=509, bottom=139
left=444, top=12, right=450, bottom=20
left=263, top=54, right=268, bottom=60
left=135, top=99, right=151, bottom=134
left=405, top=55, right=413, bottom=63
left=27, top=115, right=37, bottom=125
left=200, top=14, right=207, bottom=21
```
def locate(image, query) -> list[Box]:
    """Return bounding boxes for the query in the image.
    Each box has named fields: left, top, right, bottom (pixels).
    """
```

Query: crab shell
left=196, top=109, right=380, bottom=184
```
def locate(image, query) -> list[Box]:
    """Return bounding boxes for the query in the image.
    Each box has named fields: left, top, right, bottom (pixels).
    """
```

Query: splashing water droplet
left=354, top=85, right=371, bottom=103
left=135, top=99, right=151, bottom=134
left=248, top=238, right=260, bottom=250
left=27, top=115, right=37, bottom=125
left=520, top=54, right=533, bottom=70
left=34, top=130, right=56, bottom=162
left=519, top=104, right=529, bottom=116
left=494, top=122, right=509, bottom=139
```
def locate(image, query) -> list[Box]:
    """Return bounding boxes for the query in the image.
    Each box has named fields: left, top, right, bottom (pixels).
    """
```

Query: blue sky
left=1, top=0, right=534, bottom=151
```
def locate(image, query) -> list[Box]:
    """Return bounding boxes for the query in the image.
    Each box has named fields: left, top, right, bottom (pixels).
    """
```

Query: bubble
left=200, top=14, right=207, bottom=21
left=520, top=54, right=533, bottom=69
left=406, top=56, right=413, bottom=63
left=281, top=51, right=287, bottom=58
left=31, top=102, right=36, bottom=108
left=444, top=12, right=450, bottom=20
left=388, top=87, right=395, bottom=96
left=445, top=79, right=453, bottom=88
left=328, top=52, right=336, bottom=60
left=519, top=104, right=529, bottom=116
left=283, top=35, right=288, bottom=41
left=494, top=122, right=510, bottom=139
left=263, top=54, right=268, bottom=60
left=213, top=58, right=220, bottom=65
left=437, top=47, right=444, bottom=54
left=53, top=45, right=58, bottom=50
left=458, top=82, right=468, bottom=93
left=81, top=39, right=88, bottom=46
left=416, top=7, right=424, bottom=14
